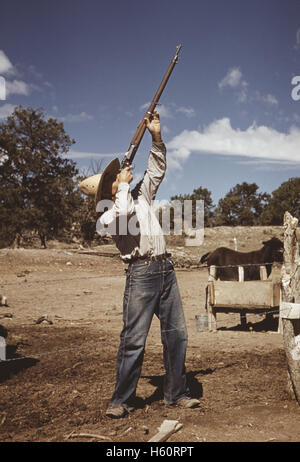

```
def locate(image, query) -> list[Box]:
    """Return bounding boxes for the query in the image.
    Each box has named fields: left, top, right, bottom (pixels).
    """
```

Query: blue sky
left=0, top=0, right=300, bottom=205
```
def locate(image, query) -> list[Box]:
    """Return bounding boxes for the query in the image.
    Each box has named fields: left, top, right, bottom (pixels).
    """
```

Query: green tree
left=73, top=160, right=105, bottom=246
left=259, top=178, right=300, bottom=225
left=171, top=186, right=215, bottom=227
left=0, top=106, right=81, bottom=247
left=73, top=196, right=98, bottom=246
left=214, top=182, right=270, bottom=226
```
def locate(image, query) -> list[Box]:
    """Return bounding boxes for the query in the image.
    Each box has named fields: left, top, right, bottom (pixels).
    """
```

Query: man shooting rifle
left=79, top=48, right=200, bottom=418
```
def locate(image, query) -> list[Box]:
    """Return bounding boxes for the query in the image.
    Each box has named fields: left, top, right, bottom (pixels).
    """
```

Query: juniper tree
left=0, top=106, right=81, bottom=247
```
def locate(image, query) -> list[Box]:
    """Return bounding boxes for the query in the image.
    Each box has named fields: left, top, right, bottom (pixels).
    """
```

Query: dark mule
left=200, top=237, right=283, bottom=281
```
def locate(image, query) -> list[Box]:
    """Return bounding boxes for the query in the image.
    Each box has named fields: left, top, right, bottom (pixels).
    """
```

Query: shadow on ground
left=0, top=343, right=38, bottom=383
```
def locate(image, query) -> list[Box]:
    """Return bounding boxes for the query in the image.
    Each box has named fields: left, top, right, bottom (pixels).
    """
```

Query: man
left=86, top=111, right=200, bottom=418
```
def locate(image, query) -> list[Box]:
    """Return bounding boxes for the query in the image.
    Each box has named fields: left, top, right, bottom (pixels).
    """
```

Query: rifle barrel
left=121, top=45, right=182, bottom=168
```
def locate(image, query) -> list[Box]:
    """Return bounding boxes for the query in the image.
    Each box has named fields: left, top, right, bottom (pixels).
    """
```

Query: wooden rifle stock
left=120, top=45, right=182, bottom=169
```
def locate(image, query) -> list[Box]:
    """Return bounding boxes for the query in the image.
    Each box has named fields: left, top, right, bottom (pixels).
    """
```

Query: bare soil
left=0, top=226, right=299, bottom=443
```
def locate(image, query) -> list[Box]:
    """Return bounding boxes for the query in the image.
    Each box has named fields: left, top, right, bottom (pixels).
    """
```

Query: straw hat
left=79, top=157, right=120, bottom=206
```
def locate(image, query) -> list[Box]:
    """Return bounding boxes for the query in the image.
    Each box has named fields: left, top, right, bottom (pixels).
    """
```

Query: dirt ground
left=0, top=226, right=299, bottom=443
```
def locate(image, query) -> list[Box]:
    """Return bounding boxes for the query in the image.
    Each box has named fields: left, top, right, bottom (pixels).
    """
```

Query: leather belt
left=126, top=253, right=171, bottom=265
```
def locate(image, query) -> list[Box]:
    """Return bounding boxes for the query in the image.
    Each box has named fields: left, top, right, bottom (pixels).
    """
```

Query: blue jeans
left=109, top=258, right=190, bottom=408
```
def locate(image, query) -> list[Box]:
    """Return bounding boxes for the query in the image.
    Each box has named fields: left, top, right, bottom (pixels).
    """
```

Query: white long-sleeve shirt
left=97, top=141, right=167, bottom=262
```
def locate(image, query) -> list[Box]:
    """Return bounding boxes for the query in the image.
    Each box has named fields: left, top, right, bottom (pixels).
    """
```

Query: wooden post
left=234, top=237, right=238, bottom=251
left=260, top=265, right=273, bottom=326
left=0, top=295, right=8, bottom=306
left=260, top=265, right=267, bottom=281
left=238, top=266, right=244, bottom=282
left=209, top=265, right=216, bottom=281
left=238, top=266, right=247, bottom=327
left=280, top=212, right=300, bottom=405
left=208, top=266, right=217, bottom=331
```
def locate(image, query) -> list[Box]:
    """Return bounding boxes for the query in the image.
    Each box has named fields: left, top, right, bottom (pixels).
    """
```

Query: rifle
left=78, top=45, right=182, bottom=205
left=120, top=44, right=182, bottom=169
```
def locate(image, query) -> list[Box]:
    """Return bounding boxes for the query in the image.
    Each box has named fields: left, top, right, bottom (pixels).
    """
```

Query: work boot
left=106, top=405, right=128, bottom=419
left=176, top=398, right=200, bottom=408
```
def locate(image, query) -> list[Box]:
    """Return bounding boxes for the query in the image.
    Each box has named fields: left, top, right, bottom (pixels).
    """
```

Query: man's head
left=101, top=171, right=120, bottom=201
left=79, top=159, right=133, bottom=206
left=79, top=157, right=121, bottom=205
left=100, top=165, right=133, bottom=202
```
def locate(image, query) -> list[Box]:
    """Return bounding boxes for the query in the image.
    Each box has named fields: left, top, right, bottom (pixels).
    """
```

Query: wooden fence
left=280, top=212, right=300, bottom=405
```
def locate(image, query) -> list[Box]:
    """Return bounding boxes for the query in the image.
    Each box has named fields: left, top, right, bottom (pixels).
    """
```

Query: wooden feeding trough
left=207, top=265, right=281, bottom=331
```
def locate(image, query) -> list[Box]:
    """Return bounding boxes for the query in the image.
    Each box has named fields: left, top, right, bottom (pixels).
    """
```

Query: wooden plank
left=280, top=301, right=300, bottom=319
left=208, top=282, right=217, bottom=331
left=281, top=211, right=300, bottom=405
left=209, top=281, right=215, bottom=304
left=272, top=283, right=281, bottom=307
left=238, top=266, right=245, bottom=325
left=211, top=280, right=277, bottom=307
left=209, top=265, right=216, bottom=281
left=260, top=265, right=267, bottom=280
left=213, top=306, right=279, bottom=314
left=148, top=420, right=183, bottom=442
left=213, top=304, right=278, bottom=310
left=238, top=266, right=244, bottom=282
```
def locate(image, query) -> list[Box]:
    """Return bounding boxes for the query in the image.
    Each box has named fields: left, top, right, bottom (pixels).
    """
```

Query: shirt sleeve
left=132, top=141, right=166, bottom=204
left=98, top=182, right=135, bottom=234
left=114, top=182, right=135, bottom=216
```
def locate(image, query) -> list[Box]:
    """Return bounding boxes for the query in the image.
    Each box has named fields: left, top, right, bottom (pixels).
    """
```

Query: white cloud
left=237, top=88, right=248, bottom=103
left=156, top=104, right=173, bottom=118
left=140, top=102, right=196, bottom=119
left=0, top=51, right=41, bottom=100
left=43, top=81, right=54, bottom=88
left=261, top=93, right=278, bottom=105
left=167, top=118, right=300, bottom=168
left=219, top=67, right=279, bottom=106
left=0, top=103, right=15, bottom=119
left=235, top=159, right=300, bottom=171
left=140, top=102, right=173, bottom=119
left=165, top=156, right=183, bottom=170
left=176, top=106, right=195, bottom=118
left=0, top=76, right=5, bottom=100
left=140, top=102, right=151, bottom=111
left=0, top=50, right=15, bottom=75
left=218, top=67, right=247, bottom=89
left=255, top=91, right=278, bottom=106
left=60, top=112, right=94, bottom=123
left=27, top=64, right=43, bottom=80
left=218, top=67, right=248, bottom=102
left=5, top=79, right=31, bottom=96
left=237, top=159, right=298, bottom=165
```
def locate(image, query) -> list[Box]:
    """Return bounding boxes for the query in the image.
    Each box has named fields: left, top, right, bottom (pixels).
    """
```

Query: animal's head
left=262, top=237, right=284, bottom=262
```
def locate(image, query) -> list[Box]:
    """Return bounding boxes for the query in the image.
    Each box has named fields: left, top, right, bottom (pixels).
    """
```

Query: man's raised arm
left=132, top=111, right=167, bottom=203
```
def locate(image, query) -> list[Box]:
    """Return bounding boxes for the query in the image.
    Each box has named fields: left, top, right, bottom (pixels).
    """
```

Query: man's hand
left=118, top=165, right=133, bottom=184
left=144, top=110, right=162, bottom=143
